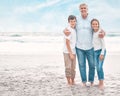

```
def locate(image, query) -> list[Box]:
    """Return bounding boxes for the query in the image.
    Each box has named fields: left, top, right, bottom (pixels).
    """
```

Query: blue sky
left=0, top=0, right=120, bottom=33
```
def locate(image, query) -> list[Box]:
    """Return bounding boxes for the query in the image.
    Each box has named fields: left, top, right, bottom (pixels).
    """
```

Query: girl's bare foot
left=99, top=84, right=104, bottom=90
left=98, top=80, right=104, bottom=90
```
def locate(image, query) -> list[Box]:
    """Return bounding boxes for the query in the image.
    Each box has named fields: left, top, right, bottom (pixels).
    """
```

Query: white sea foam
left=0, top=34, right=119, bottom=55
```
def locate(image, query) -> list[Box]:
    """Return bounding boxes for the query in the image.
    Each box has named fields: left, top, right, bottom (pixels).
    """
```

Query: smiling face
left=91, top=19, right=99, bottom=32
left=79, top=4, right=88, bottom=18
left=68, top=15, right=76, bottom=28
left=69, top=19, right=76, bottom=28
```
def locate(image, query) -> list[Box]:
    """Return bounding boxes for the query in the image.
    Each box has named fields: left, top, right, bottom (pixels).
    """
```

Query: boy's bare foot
left=71, top=81, right=75, bottom=85
left=68, top=80, right=72, bottom=85
left=68, top=82, right=71, bottom=85
left=71, top=78, right=75, bottom=85
left=67, top=77, right=71, bottom=85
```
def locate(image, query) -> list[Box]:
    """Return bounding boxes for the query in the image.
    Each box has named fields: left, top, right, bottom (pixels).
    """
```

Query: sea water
left=0, top=32, right=119, bottom=55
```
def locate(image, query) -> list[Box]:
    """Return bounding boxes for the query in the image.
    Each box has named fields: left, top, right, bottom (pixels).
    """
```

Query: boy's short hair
left=68, top=15, right=76, bottom=22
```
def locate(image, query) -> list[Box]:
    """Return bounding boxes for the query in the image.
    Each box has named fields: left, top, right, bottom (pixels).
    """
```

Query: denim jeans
left=76, top=47, right=95, bottom=83
left=94, top=49, right=106, bottom=80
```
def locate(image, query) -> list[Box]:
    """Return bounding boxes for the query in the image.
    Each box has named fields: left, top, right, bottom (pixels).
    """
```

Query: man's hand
left=64, top=28, right=71, bottom=36
left=99, top=29, right=105, bottom=38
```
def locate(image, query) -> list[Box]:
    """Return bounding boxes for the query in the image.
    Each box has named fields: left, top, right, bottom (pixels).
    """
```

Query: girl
left=91, top=19, right=106, bottom=89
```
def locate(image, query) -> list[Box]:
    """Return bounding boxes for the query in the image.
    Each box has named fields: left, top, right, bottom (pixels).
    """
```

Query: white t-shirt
left=76, top=15, right=93, bottom=50
left=93, top=28, right=105, bottom=55
left=63, top=25, right=76, bottom=54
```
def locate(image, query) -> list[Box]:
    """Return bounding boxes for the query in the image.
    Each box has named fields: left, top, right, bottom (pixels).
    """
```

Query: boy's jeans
left=76, top=47, right=95, bottom=83
left=94, top=49, right=106, bottom=80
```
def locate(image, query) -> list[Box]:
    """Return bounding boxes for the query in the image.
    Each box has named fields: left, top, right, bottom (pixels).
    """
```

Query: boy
left=63, top=15, right=76, bottom=85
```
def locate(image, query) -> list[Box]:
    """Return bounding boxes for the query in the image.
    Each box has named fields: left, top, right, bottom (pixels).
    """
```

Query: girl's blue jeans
left=94, top=49, right=106, bottom=80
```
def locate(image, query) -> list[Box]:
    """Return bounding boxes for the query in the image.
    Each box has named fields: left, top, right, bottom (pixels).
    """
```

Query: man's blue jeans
left=76, top=47, right=95, bottom=83
left=94, top=49, right=106, bottom=80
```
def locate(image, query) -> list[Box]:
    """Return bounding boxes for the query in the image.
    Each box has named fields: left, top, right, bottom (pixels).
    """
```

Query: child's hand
left=99, top=55, right=104, bottom=60
left=69, top=53, right=75, bottom=60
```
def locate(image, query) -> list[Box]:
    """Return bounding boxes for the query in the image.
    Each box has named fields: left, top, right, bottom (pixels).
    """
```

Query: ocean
left=0, top=32, right=120, bottom=55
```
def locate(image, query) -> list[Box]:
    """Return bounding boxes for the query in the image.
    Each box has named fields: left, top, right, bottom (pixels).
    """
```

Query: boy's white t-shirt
left=63, top=25, right=76, bottom=54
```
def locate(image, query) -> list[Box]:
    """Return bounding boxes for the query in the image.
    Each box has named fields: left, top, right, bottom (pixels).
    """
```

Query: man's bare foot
left=91, top=82, right=94, bottom=86
left=82, top=83, right=86, bottom=87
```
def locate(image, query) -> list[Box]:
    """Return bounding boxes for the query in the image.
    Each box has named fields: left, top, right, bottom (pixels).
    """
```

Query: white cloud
left=1, top=0, right=120, bottom=33
left=88, top=1, right=120, bottom=32
left=90, top=1, right=120, bottom=18
left=14, top=0, right=61, bottom=14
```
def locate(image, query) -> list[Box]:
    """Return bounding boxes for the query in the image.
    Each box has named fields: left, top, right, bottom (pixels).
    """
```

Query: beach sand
left=0, top=54, right=120, bottom=96
left=0, top=36, right=120, bottom=96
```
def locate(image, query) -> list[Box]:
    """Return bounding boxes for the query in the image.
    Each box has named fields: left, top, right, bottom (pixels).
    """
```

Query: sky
left=0, top=0, right=120, bottom=33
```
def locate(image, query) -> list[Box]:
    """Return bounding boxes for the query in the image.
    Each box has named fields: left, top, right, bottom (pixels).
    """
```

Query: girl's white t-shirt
left=93, top=28, right=105, bottom=55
